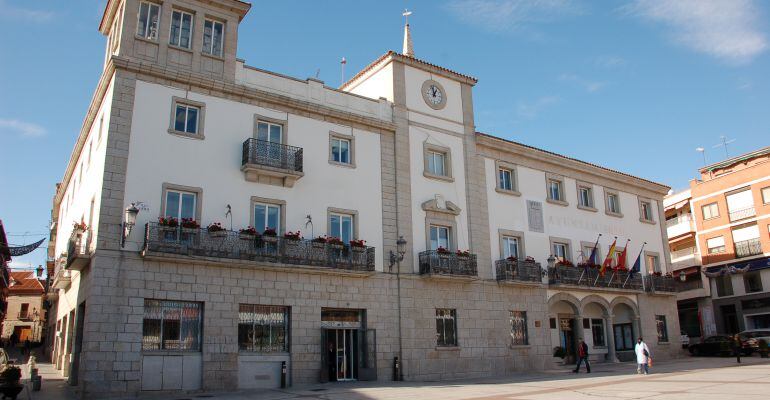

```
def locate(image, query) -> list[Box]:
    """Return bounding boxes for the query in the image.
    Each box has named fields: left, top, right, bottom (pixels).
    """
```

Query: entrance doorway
left=720, top=305, right=739, bottom=334
left=559, top=318, right=576, bottom=363
left=13, top=326, right=31, bottom=343
left=325, top=329, right=359, bottom=381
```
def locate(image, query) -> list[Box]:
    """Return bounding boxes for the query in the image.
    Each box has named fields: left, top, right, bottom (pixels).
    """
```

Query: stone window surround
left=253, top=113, right=289, bottom=143
left=160, top=182, right=203, bottom=221
left=545, top=172, right=568, bottom=206
left=425, top=211, right=459, bottom=252
left=644, top=250, right=661, bottom=273
left=603, top=187, right=623, bottom=218
left=580, top=241, right=603, bottom=264
left=548, top=236, right=573, bottom=262
left=249, top=196, right=286, bottom=234
left=135, top=1, right=162, bottom=42
left=637, top=196, right=656, bottom=224
left=423, top=143, right=454, bottom=182
left=168, top=7, right=196, bottom=50
left=576, top=181, right=597, bottom=212
left=328, top=131, right=356, bottom=168
left=202, top=16, right=226, bottom=59
left=498, top=229, right=526, bottom=260
left=655, top=315, right=669, bottom=343
left=494, top=160, right=520, bottom=196
left=168, top=96, right=206, bottom=139
left=326, top=207, right=359, bottom=240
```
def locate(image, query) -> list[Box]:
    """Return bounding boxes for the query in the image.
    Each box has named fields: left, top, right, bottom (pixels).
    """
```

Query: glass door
left=256, top=121, right=284, bottom=168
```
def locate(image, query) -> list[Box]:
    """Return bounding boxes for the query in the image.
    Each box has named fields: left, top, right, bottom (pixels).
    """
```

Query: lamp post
left=389, top=235, right=407, bottom=381
left=545, top=254, right=556, bottom=281
left=121, top=203, right=140, bottom=248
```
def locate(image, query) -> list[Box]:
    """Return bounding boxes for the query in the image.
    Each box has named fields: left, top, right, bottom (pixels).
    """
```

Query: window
left=613, top=323, right=634, bottom=351
left=726, top=189, right=755, bottom=221
left=202, top=19, right=224, bottom=57
left=702, top=202, right=719, bottom=220
left=655, top=315, right=668, bottom=342
left=330, top=137, right=351, bottom=165
left=646, top=254, right=660, bottom=273
left=329, top=213, right=353, bottom=244
left=257, top=121, right=283, bottom=143
left=552, top=242, right=569, bottom=262
left=19, top=304, right=29, bottom=319
left=591, top=319, right=605, bottom=347
left=583, top=244, right=601, bottom=265
left=436, top=309, right=457, bottom=346
left=423, top=143, right=452, bottom=180
left=427, top=151, right=446, bottom=176
left=715, top=275, right=734, bottom=297
left=164, top=190, right=197, bottom=221
left=499, top=168, right=514, bottom=191
left=706, top=236, right=726, bottom=254
left=98, top=113, right=104, bottom=143
left=142, top=299, right=202, bottom=351
left=762, top=187, right=770, bottom=204
left=606, top=191, right=621, bottom=215
left=254, top=203, right=280, bottom=234
left=502, top=236, right=520, bottom=259
left=578, top=185, right=593, bottom=208
left=639, top=199, right=654, bottom=222
left=136, top=1, right=160, bottom=40
left=170, top=10, right=193, bottom=49
left=548, top=179, right=563, bottom=202
left=744, top=272, right=763, bottom=293
left=430, top=225, right=451, bottom=251
left=174, top=103, right=200, bottom=134
left=510, top=311, right=528, bottom=346
left=238, top=304, right=289, bottom=352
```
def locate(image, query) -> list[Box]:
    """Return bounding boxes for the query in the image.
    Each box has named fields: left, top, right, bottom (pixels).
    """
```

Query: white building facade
left=47, top=0, right=681, bottom=397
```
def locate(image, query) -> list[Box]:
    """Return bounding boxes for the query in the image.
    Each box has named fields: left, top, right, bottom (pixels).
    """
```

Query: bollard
left=393, top=356, right=401, bottom=381
left=280, top=361, right=287, bottom=388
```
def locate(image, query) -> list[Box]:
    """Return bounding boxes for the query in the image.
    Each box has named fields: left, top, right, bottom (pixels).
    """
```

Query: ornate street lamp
left=389, top=236, right=407, bottom=271
left=122, top=203, right=140, bottom=247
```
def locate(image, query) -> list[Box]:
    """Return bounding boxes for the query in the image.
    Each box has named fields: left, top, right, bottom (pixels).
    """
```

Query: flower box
left=239, top=233, right=256, bottom=241
left=209, top=230, right=227, bottom=238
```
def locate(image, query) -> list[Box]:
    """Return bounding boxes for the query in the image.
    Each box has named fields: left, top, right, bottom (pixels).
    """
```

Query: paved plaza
left=21, top=356, right=770, bottom=400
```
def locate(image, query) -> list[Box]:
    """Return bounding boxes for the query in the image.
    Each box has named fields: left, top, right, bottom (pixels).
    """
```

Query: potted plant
left=436, top=246, right=451, bottom=255
left=327, top=237, right=345, bottom=250
left=350, top=239, right=367, bottom=252
left=283, top=231, right=301, bottom=241
left=506, top=256, right=518, bottom=263
left=73, top=221, right=87, bottom=233
left=557, top=259, right=574, bottom=267
left=207, top=222, right=226, bottom=238
left=456, top=249, right=471, bottom=260
left=311, top=236, right=327, bottom=248
left=525, top=256, right=536, bottom=263
left=158, top=216, right=178, bottom=228
left=180, top=218, right=200, bottom=232
left=0, top=366, right=23, bottom=399
left=239, top=226, right=257, bottom=240
left=552, top=346, right=566, bottom=366
left=759, top=339, right=769, bottom=358
left=262, top=227, right=278, bottom=244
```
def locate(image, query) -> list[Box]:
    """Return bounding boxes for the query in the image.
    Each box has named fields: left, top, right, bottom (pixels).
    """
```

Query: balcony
left=143, top=223, right=375, bottom=273
left=241, top=138, right=304, bottom=187
left=729, top=206, right=756, bottom=222
left=548, top=264, right=644, bottom=291
left=735, top=238, right=763, bottom=258
left=495, top=259, right=543, bottom=284
left=666, top=215, right=695, bottom=238
left=17, top=311, right=31, bottom=321
left=66, top=229, right=90, bottom=271
left=52, top=268, right=71, bottom=290
left=676, top=277, right=704, bottom=292
left=644, top=275, right=677, bottom=293
left=418, top=250, right=478, bottom=278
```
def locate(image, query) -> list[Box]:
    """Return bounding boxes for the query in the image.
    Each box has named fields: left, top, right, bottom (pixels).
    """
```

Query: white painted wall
left=123, top=81, right=386, bottom=270
left=403, top=67, right=464, bottom=124
left=346, top=63, right=394, bottom=103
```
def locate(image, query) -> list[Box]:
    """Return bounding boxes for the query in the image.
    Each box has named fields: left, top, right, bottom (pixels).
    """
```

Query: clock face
left=421, top=80, right=447, bottom=110
left=425, top=84, right=443, bottom=105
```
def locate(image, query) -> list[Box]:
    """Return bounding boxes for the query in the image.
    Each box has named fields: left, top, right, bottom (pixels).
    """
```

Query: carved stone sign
left=527, top=200, right=544, bottom=233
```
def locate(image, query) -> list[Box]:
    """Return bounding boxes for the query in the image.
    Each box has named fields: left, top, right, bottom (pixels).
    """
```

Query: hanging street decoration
left=8, top=238, right=45, bottom=257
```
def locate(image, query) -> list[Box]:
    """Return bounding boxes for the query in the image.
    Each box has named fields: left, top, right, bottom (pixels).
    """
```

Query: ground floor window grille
left=238, top=304, right=289, bottom=352
left=142, top=299, right=202, bottom=351
left=655, top=315, right=668, bottom=342
left=435, top=309, right=457, bottom=346
left=510, top=311, right=528, bottom=345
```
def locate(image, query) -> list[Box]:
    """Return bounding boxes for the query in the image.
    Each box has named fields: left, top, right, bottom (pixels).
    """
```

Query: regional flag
left=615, top=245, right=628, bottom=271
left=600, top=238, right=617, bottom=276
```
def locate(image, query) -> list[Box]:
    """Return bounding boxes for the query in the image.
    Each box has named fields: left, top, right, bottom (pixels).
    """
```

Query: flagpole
left=580, top=234, right=601, bottom=285
left=595, top=236, right=616, bottom=286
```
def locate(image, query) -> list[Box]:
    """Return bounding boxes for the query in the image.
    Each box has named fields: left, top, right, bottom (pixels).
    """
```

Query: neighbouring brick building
left=47, top=1, right=681, bottom=397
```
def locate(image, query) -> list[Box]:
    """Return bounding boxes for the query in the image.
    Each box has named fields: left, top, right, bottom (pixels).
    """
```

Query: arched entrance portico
left=610, top=297, right=640, bottom=362
left=580, top=295, right=613, bottom=362
left=548, top=293, right=581, bottom=364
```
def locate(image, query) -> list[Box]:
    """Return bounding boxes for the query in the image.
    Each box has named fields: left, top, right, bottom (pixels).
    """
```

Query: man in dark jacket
left=573, top=338, right=591, bottom=373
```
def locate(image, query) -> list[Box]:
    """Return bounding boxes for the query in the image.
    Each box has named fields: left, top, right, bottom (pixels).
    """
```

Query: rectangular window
left=702, top=202, right=719, bottom=220
left=164, top=190, right=196, bottom=221
left=607, top=193, right=621, bottom=214
left=591, top=319, right=605, bottom=347
left=706, top=236, right=726, bottom=254
left=553, top=242, right=569, bottom=262
left=436, top=309, right=457, bottom=347
left=256, top=121, right=283, bottom=143
left=499, top=168, right=513, bottom=191
left=136, top=1, right=160, bottom=40
left=655, top=315, right=668, bottom=342
left=427, top=151, right=446, bottom=177
left=614, top=323, right=634, bottom=351
left=502, top=236, right=520, bottom=259
left=142, top=299, right=202, bottom=351
left=646, top=254, right=660, bottom=273
left=254, top=203, right=280, bottom=234
left=744, top=272, right=763, bottom=293
left=640, top=200, right=654, bottom=221
left=583, top=245, right=600, bottom=265
left=579, top=186, right=593, bottom=208
left=202, top=19, right=224, bottom=57
left=329, top=213, right=353, bottom=244
left=170, top=10, right=193, bottom=49
left=762, top=187, right=770, bottom=204
left=715, top=275, right=734, bottom=297
left=548, top=179, right=562, bottom=201
left=238, top=304, right=289, bottom=352
left=510, top=311, right=528, bottom=346
left=430, top=225, right=450, bottom=251
left=331, top=137, right=351, bottom=164
left=174, top=104, right=199, bottom=134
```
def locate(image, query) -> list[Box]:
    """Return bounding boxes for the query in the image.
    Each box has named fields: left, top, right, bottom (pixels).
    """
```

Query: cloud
left=445, top=0, right=583, bottom=33
left=558, top=73, right=607, bottom=93
left=0, top=0, right=54, bottom=23
left=516, top=95, right=560, bottom=119
left=623, top=0, right=767, bottom=64
left=0, top=119, right=46, bottom=137
left=594, top=55, right=627, bottom=69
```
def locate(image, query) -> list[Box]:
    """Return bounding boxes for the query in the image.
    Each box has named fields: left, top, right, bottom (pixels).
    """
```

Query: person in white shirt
left=634, top=337, right=651, bottom=374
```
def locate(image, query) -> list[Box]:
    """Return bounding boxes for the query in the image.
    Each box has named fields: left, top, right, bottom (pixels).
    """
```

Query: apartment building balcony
left=241, top=138, right=304, bottom=187
left=676, top=277, right=704, bottom=292
left=666, top=215, right=695, bottom=239
left=729, top=206, right=756, bottom=222
left=495, top=259, right=544, bottom=284
left=644, top=275, right=677, bottom=293
left=735, top=238, right=763, bottom=258
left=548, top=264, right=644, bottom=291
left=17, top=311, right=32, bottom=321
left=52, top=268, right=71, bottom=290
left=66, top=229, right=91, bottom=271
left=670, top=247, right=701, bottom=269
left=418, top=250, right=478, bottom=278
left=143, top=223, right=375, bottom=273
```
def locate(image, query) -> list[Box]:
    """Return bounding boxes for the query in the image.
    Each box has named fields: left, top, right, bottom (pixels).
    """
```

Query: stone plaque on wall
left=527, top=200, right=544, bottom=233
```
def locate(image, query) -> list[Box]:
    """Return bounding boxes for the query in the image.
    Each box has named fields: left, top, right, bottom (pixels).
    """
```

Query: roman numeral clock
left=421, top=79, right=447, bottom=110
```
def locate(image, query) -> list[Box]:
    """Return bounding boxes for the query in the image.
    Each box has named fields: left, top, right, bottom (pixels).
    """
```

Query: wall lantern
left=122, top=203, right=140, bottom=248
left=389, top=236, right=407, bottom=271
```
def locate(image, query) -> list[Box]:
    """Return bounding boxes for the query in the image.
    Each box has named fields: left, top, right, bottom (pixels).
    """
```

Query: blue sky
left=0, top=0, right=768, bottom=270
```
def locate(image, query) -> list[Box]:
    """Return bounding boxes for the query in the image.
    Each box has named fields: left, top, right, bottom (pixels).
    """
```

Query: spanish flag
left=600, top=238, right=617, bottom=276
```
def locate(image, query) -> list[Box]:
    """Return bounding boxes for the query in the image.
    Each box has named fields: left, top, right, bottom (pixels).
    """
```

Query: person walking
left=634, top=337, right=651, bottom=375
left=573, top=338, right=591, bottom=373
left=732, top=334, right=742, bottom=364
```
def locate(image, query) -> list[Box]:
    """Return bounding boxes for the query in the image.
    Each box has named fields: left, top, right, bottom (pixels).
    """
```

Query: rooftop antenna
left=315, top=68, right=320, bottom=79
left=340, top=57, right=346, bottom=86
left=712, top=135, right=736, bottom=159
left=695, top=147, right=706, bottom=166
left=402, top=9, right=414, bottom=57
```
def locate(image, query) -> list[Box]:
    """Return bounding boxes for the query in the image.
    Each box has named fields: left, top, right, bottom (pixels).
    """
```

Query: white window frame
left=553, top=242, right=569, bottom=262
left=169, top=97, right=206, bottom=138
left=502, top=236, right=520, bottom=259
left=253, top=203, right=281, bottom=234
left=169, top=9, right=194, bottom=49
left=329, top=212, right=354, bottom=243
left=702, top=202, right=719, bottom=220
left=706, top=236, right=726, bottom=254
left=639, top=198, right=655, bottom=223
left=499, top=168, right=513, bottom=191
left=202, top=19, right=225, bottom=57
left=423, top=143, right=453, bottom=181
left=136, top=1, right=161, bottom=40
left=427, top=151, right=446, bottom=176
left=330, top=137, right=352, bottom=165
left=163, top=189, right=198, bottom=221
left=430, top=225, right=451, bottom=251
left=605, top=189, right=622, bottom=216
left=256, top=120, right=283, bottom=143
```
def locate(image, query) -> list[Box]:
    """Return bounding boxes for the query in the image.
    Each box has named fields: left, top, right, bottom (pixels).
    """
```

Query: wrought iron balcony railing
left=676, top=277, right=704, bottom=292
left=143, top=223, right=375, bottom=272
left=644, top=275, right=677, bottom=293
left=242, top=138, right=303, bottom=172
left=728, top=206, right=755, bottom=222
left=66, top=229, right=90, bottom=271
left=495, top=259, right=543, bottom=283
left=735, top=238, right=762, bottom=258
left=548, top=264, right=644, bottom=291
left=418, top=250, right=478, bottom=277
